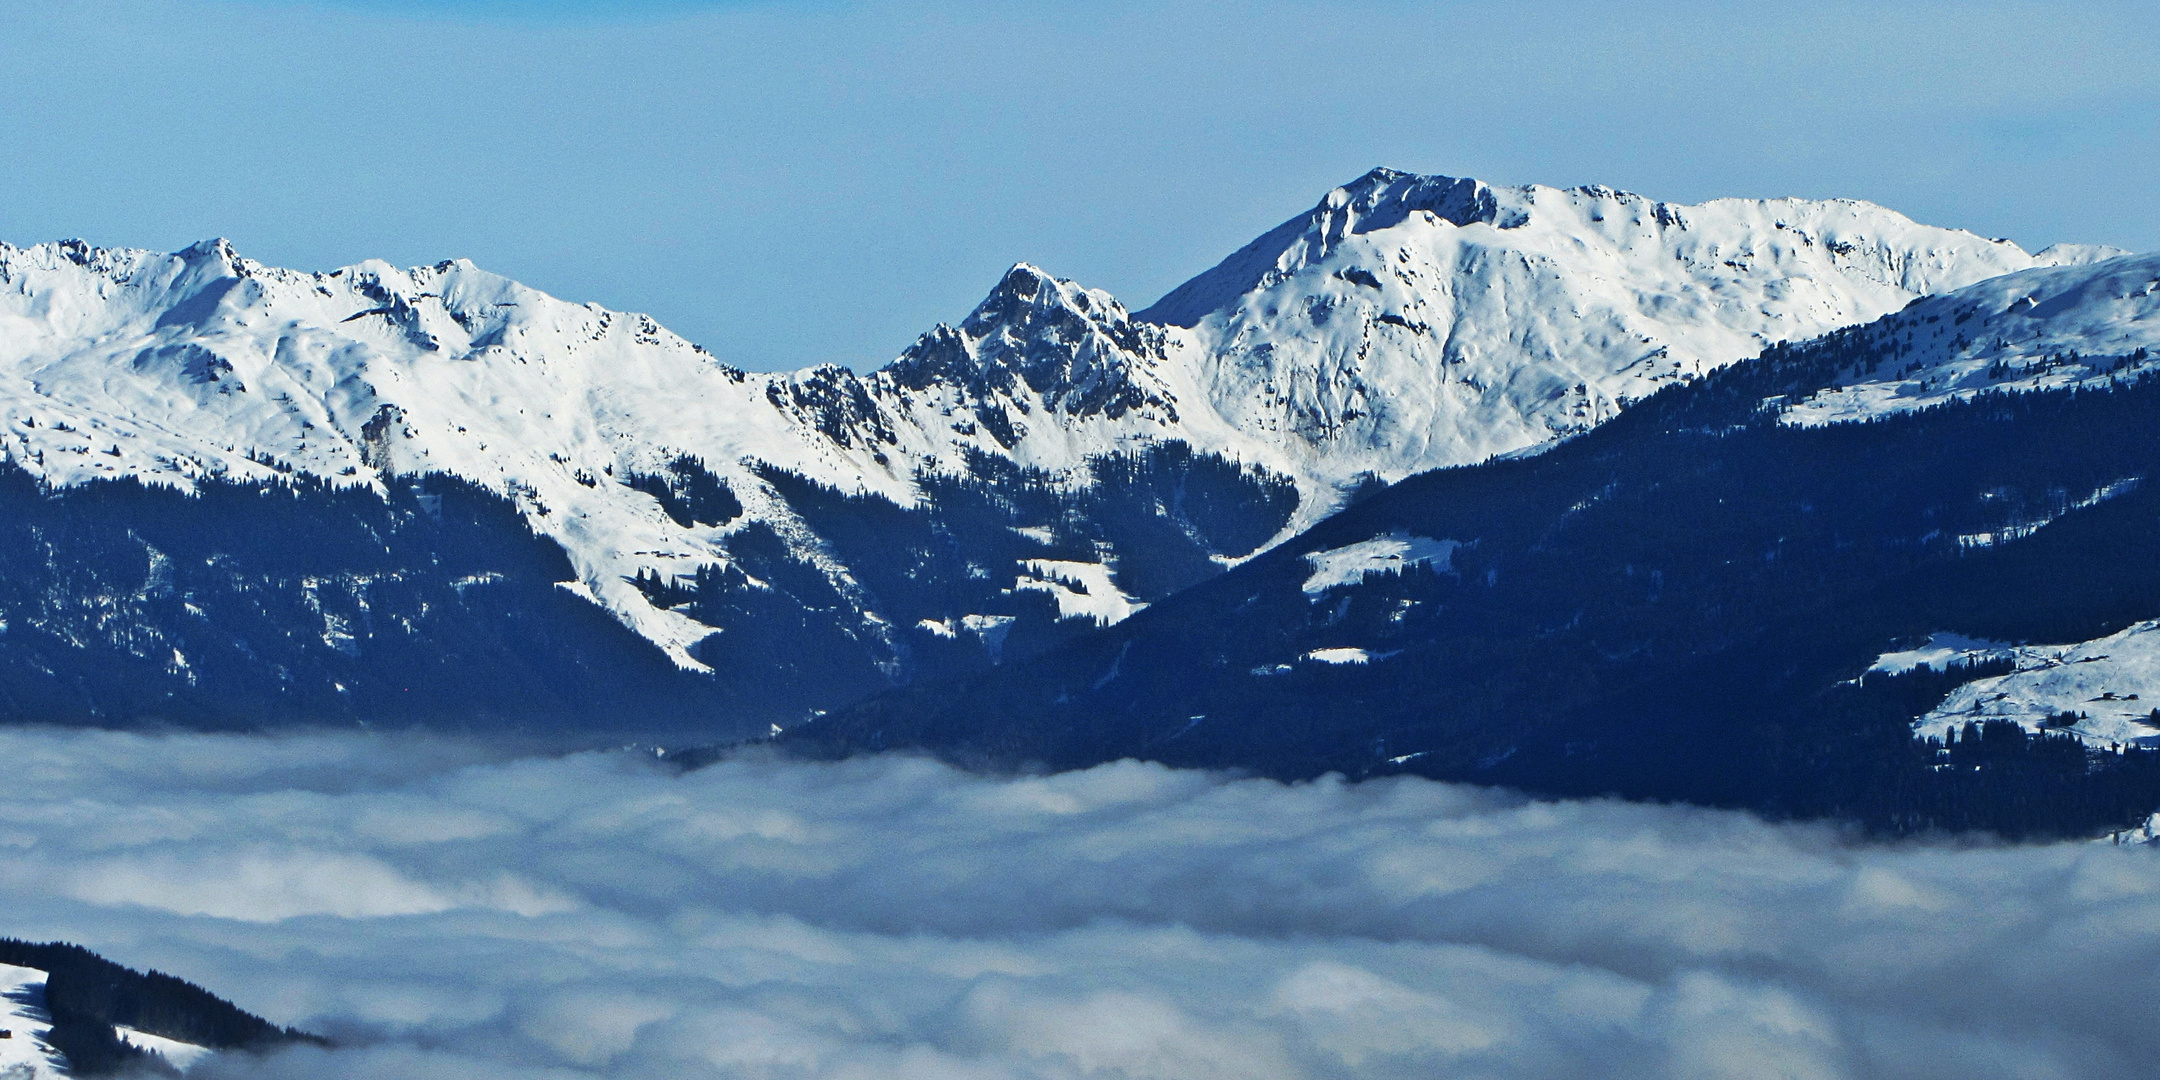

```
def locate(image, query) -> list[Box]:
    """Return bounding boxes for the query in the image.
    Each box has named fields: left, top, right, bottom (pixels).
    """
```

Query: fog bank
left=0, top=727, right=2153, bottom=1079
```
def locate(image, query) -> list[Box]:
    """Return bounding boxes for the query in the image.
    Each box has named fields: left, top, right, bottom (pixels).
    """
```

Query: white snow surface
left=1908, top=620, right=2160, bottom=748
left=1303, top=534, right=1460, bottom=596
left=1013, top=559, right=1144, bottom=625
left=1303, top=646, right=1394, bottom=665
left=1783, top=251, right=2160, bottom=427
left=0, top=170, right=2096, bottom=657
left=1868, top=633, right=2014, bottom=675
left=115, top=1027, right=212, bottom=1072
left=0, top=964, right=65, bottom=1079
left=1146, top=169, right=2078, bottom=506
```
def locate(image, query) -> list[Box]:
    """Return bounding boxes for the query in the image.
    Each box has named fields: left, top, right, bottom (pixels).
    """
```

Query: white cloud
left=61, top=848, right=461, bottom=922
left=0, top=726, right=2157, bottom=1079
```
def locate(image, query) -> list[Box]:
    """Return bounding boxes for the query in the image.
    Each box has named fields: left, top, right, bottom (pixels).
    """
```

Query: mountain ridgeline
left=3, top=168, right=2160, bottom=835
left=0, top=169, right=2100, bottom=735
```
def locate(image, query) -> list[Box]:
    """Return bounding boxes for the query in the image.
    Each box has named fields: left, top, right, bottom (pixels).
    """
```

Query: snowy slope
left=0, top=245, right=1228, bottom=668
left=1143, top=169, right=2094, bottom=506
left=0, top=964, right=65, bottom=1079
left=1890, top=622, right=2160, bottom=748
left=1301, top=533, right=1459, bottom=596
left=0, top=171, right=2104, bottom=667
left=115, top=1026, right=212, bottom=1073
left=1784, top=251, right=2160, bottom=427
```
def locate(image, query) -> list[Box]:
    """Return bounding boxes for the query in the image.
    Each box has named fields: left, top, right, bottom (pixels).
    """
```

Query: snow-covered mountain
left=789, top=248, right=2160, bottom=839
left=0, top=169, right=2116, bottom=700
left=1143, top=169, right=2109, bottom=478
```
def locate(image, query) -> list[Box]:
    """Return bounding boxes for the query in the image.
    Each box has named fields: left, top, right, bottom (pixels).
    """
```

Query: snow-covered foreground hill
left=0, top=966, right=214, bottom=1079
left=0, top=964, right=64, bottom=1079
left=9, top=727, right=2160, bottom=1080
left=0, top=170, right=2108, bottom=690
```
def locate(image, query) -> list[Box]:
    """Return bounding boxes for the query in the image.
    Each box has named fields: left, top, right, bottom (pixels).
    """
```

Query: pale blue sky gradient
left=3, top=0, right=2154, bottom=370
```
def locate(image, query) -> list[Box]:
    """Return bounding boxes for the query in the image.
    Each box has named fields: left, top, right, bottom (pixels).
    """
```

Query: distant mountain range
left=8, top=169, right=2160, bottom=835
left=0, top=168, right=2122, bottom=738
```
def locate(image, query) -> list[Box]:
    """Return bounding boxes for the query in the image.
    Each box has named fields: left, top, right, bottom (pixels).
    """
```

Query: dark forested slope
left=0, top=469, right=734, bottom=738
left=0, top=442, right=1297, bottom=737
left=0, top=938, right=320, bottom=1076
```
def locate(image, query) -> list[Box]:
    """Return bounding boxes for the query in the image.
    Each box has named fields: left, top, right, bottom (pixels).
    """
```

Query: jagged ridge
left=0, top=170, right=2122, bottom=717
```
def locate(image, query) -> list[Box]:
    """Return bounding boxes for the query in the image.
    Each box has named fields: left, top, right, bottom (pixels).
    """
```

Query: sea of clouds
left=2, top=726, right=2158, bottom=1079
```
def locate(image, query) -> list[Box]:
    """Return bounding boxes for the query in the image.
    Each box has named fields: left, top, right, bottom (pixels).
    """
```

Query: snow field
left=115, top=1027, right=212, bottom=1073
left=1905, top=620, right=2160, bottom=747
left=1302, top=534, right=1460, bottom=596
left=0, top=965, right=62, bottom=1080
left=1783, top=253, right=2160, bottom=429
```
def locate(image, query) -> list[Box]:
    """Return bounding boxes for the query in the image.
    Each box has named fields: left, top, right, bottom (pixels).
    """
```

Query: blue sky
left=3, top=0, right=2154, bottom=371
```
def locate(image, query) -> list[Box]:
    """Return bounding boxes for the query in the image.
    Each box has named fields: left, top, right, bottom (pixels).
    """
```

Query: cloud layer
left=1, top=726, right=2157, bottom=1079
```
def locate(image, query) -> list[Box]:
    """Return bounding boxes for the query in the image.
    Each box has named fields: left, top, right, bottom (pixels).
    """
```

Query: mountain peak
left=179, top=237, right=236, bottom=259
left=1139, top=169, right=1522, bottom=327
left=1322, top=168, right=1516, bottom=232
left=963, top=262, right=1130, bottom=333
left=990, top=261, right=1055, bottom=294
left=174, top=238, right=254, bottom=281
left=885, top=265, right=1173, bottom=423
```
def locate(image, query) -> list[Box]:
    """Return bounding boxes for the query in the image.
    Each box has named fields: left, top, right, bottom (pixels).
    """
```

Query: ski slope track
left=0, top=169, right=2111, bottom=669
